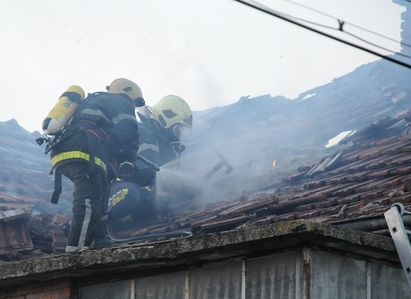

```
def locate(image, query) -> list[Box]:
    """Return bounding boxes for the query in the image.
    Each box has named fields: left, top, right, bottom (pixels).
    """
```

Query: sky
left=0, top=0, right=406, bottom=133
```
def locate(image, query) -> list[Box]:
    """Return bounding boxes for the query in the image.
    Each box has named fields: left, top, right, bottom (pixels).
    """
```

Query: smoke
left=173, top=134, right=302, bottom=205
left=155, top=166, right=205, bottom=202
left=172, top=76, right=411, bottom=207
left=171, top=96, right=319, bottom=204
left=155, top=149, right=255, bottom=208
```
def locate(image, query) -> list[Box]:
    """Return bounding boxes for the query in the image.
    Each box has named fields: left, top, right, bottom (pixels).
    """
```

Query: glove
left=135, top=166, right=157, bottom=187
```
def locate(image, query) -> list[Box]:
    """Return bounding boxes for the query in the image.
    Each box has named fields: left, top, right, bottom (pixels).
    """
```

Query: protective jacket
left=136, top=119, right=182, bottom=168
left=131, top=119, right=186, bottom=218
left=51, top=92, right=139, bottom=177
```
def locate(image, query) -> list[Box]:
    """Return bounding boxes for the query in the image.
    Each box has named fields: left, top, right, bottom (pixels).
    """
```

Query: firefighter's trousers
left=57, top=161, right=106, bottom=252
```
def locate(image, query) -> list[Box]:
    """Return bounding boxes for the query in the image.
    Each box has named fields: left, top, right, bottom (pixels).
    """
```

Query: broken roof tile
left=200, top=214, right=254, bottom=233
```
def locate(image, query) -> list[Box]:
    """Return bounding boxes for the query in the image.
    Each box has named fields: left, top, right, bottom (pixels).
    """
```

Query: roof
left=0, top=59, right=411, bottom=262
left=115, top=117, right=411, bottom=240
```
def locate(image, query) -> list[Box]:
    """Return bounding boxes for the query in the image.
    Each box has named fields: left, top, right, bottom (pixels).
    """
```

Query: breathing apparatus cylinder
left=42, top=85, right=85, bottom=135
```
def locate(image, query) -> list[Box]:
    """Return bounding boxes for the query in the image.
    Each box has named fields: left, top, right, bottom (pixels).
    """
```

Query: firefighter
left=107, top=161, right=155, bottom=229
left=107, top=95, right=193, bottom=227
left=136, top=95, right=193, bottom=168
left=50, top=78, right=142, bottom=252
left=137, top=95, right=194, bottom=211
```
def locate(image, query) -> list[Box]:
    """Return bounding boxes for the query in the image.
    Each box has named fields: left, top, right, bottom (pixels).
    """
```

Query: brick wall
left=0, top=278, right=73, bottom=299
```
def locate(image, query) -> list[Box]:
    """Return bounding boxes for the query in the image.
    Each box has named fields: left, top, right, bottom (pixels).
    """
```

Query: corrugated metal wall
left=190, top=262, right=242, bottom=299
left=311, top=251, right=367, bottom=298
left=80, top=249, right=411, bottom=299
left=136, top=272, right=186, bottom=298
left=81, top=279, right=134, bottom=299
left=246, top=251, right=301, bottom=299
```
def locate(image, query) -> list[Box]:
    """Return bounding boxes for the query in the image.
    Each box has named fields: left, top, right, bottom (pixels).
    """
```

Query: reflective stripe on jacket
left=51, top=151, right=107, bottom=173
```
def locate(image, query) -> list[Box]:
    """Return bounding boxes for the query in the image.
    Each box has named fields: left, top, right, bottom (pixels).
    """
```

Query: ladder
left=384, top=203, right=411, bottom=290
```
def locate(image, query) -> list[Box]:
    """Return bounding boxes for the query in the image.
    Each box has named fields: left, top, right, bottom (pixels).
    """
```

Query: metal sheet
left=190, top=261, right=242, bottom=299
left=81, top=280, right=133, bottom=299
left=311, top=250, right=367, bottom=299
left=369, top=262, right=411, bottom=299
left=246, top=251, right=301, bottom=299
left=136, top=272, right=185, bottom=299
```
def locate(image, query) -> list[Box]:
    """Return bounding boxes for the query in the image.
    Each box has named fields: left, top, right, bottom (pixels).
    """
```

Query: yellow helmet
left=151, top=95, right=192, bottom=139
left=106, top=78, right=143, bottom=104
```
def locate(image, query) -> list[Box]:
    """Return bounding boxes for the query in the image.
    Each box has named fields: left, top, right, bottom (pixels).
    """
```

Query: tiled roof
left=0, top=126, right=409, bottom=260
left=112, top=110, right=411, bottom=242
left=1, top=60, right=411, bottom=260
left=1, top=123, right=410, bottom=259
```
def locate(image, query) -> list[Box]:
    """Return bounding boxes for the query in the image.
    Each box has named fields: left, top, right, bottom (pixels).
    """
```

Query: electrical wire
left=233, top=0, right=411, bottom=70
left=282, top=0, right=411, bottom=61
left=282, top=0, right=411, bottom=52
left=247, top=0, right=411, bottom=59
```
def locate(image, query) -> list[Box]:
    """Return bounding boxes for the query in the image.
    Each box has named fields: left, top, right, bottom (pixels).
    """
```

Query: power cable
left=243, top=0, right=411, bottom=59
left=282, top=0, right=411, bottom=52
left=284, top=12, right=411, bottom=60
left=233, top=0, right=411, bottom=70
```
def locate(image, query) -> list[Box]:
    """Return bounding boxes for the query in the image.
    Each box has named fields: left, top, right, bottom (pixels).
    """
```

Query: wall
left=0, top=278, right=72, bottom=299
left=77, top=248, right=410, bottom=299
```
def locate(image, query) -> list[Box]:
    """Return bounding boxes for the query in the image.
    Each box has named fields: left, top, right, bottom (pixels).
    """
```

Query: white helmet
left=107, top=78, right=144, bottom=104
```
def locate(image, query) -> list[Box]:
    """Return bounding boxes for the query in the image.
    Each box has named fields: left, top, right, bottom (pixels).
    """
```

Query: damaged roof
left=118, top=115, right=411, bottom=240
left=0, top=58, right=411, bottom=261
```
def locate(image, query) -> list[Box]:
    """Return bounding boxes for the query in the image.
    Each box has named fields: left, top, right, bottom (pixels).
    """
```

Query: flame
left=272, top=159, right=276, bottom=167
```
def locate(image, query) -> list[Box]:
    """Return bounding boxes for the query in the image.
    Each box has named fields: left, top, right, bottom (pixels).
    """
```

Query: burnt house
left=0, top=1, right=411, bottom=298
left=1, top=72, right=411, bottom=298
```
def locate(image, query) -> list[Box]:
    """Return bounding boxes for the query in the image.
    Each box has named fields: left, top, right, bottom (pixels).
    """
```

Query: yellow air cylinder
left=42, top=85, right=85, bottom=135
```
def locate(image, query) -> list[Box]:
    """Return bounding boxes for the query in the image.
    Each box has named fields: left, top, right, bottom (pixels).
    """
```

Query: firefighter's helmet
left=107, top=78, right=144, bottom=105
left=151, top=95, right=192, bottom=140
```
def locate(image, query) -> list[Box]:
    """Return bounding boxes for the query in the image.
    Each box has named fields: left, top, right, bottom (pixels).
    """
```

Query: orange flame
left=272, top=159, right=276, bottom=167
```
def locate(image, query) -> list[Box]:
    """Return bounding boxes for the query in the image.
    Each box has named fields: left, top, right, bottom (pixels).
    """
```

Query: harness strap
left=87, top=131, right=96, bottom=175
left=60, top=91, right=83, bottom=104
left=51, top=169, right=62, bottom=204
